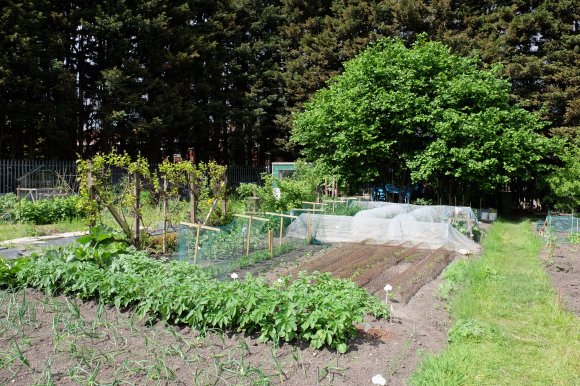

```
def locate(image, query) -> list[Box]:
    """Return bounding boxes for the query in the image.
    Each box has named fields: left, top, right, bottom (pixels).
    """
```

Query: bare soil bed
left=286, top=244, right=452, bottom=304
left=540, top=240, right=580, bottom=315
left=1, top=242, right=456, bottom=385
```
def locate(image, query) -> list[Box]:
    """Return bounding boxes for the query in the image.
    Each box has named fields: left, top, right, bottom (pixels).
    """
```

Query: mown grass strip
left=411, top=220, right=579, bottom=385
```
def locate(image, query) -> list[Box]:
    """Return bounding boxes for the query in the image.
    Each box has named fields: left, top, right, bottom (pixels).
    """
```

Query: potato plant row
left=0, top=229, right=388, bottom=352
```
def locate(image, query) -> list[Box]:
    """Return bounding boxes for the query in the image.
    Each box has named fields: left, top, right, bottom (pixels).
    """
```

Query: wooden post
left=87, top=167, right=96, bottom=227
left=279, top=216, right=284, bottom=246
left=194, top=224, right=201, bottom=264
left=133, top=172, right=141, bottom=248
left=307, top=210, right=312, bottom=242
left=188, top=172, right=197, bottom=223
left=162, top=178, right=168, bottom=254
left=222, top=176, right=228, bottom=218
left=268, top=229, right=274, bottom=258
left=246, top=216, right=253, bottom=256
left=16, top=188, right=22, bottom=223
left=261, top=212, right=297, bottom=246
left=180, top=222, right=221, bottom=264
left=331, top=177, right=336, bottom=198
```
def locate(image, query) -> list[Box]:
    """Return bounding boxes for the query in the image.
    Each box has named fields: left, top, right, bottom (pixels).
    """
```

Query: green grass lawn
left=410, top=220, right=580, bottom=385
left=0, top=219, right=87, bottom=242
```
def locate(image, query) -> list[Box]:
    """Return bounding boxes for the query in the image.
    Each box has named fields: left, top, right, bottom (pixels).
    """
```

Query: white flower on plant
left=231, top=272, right=239, bottom=280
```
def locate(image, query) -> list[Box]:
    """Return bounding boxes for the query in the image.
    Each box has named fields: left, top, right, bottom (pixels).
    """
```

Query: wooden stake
left=246, top=216, right=252, bottom=256
left=332, top=177, right=336, bottom=198
left=307, top=211, right=312, bottom=242
left=180, top=222, right=221, bottom=232
left=87, top=167, right=95, bottom=227
left=279, top=216, right=284, bottom=246
left=133, top=172, right=140, bottom=248
left=193, top=224, right=201, bottom=264
left=188, top=172, right=197, bottom=223
left=162, top=178, right=168, bottom=254
left=16, top=188, right=22, bottom=223
left=269, top=229, right=274, bottom=257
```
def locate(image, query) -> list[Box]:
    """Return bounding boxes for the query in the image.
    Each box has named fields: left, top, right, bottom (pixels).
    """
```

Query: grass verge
left=0, top=220, right=86, bottom=242
left=410, top=220, right=579, bottom=385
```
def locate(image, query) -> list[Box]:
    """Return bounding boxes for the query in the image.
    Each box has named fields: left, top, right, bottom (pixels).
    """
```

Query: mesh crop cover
left=286, top=203, right=481, bottom=253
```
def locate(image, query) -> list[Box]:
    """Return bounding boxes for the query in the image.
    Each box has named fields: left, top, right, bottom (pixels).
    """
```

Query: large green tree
left=292, top=37, right=555, bottom=202
left=0, top=0, right=577, bottom=168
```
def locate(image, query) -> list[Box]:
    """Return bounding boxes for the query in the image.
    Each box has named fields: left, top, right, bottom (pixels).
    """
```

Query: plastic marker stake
left=384, top=284, right=392, bottom=304
left=372, top=374, right=386, bottom=385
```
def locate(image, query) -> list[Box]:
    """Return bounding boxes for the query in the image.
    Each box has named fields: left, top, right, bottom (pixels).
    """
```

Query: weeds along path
left=410, top=221, right=580, bottom=385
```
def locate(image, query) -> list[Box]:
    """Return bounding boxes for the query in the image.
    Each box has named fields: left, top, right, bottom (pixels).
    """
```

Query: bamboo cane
left=194, top=224, right=201, bottom=264
left=246, top=216, right=252, bottom=256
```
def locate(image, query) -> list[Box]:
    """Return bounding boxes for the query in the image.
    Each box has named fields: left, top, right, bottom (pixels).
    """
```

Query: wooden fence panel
left=1, top=161, right=270, bottom=194
left=0, top=160, right=77, bottom=194
left=227, top=165, right=270, bottom=186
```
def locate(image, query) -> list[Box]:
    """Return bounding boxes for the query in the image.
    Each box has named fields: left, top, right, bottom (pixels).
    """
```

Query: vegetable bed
left=0, top=227, right=387, bottom=352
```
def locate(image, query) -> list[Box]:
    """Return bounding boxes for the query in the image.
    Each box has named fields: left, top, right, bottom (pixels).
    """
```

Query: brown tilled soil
left=286, top=244, right=452, bottom=304
left=540, top=239, right=580, bottom=316
left=1, top=242, right=456, bottom=385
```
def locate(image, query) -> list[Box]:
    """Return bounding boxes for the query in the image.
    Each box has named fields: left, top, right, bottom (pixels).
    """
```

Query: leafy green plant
left=0, top=193, right=19, bottom=223
left=4, top=230, right=387, bottom=352
left=412, top=198, right=433, bottom=206
left=448, top=319, right=499, bottom=343
left=19, top=196, right=85, bottom=225
left=565, top=232, right=580, bottom=244
left=547, top=141, right=580, bottom=212
left=0, top=257, right=30, bottom=287
left=237, top=161, right=330, bottom=213
left=437, top=260, right=469, bottom=300
left=327, top=203, right=362, bottom=216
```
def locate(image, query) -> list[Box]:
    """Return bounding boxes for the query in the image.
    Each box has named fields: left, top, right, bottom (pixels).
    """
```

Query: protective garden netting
left=537, top=213, right=580, bottom=244
left=537, top=213, right=579, bottom=233
left=349, top=201, right=478, bottom=222
left=176, top=215, right=299, bottom=279
left=286, top=202, right=481, bottom=254
left=175, top=202, right=481, bottom=277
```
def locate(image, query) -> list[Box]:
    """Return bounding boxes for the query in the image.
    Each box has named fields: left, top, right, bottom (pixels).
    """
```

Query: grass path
left=0, top=220, right=86, bottom=242
left=410, top=220, right=579, bottom=385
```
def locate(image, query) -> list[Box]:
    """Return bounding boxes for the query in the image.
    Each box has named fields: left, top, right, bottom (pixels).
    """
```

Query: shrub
left=20, top=195, right=86, bottom=224
left=0, top=193, right=19, bottom=222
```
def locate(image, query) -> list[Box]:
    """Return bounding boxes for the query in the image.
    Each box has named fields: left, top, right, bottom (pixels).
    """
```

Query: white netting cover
left=286, top=210, right=481, bottom=254
left=350, top=201, right=477, bottom=222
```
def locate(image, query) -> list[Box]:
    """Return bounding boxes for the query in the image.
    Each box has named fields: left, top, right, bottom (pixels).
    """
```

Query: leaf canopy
left=292, top=37, right=555, bottom=194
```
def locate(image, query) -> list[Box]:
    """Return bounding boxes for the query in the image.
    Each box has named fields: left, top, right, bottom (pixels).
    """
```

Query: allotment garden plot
left=176, top=201, right=481, bottom=307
